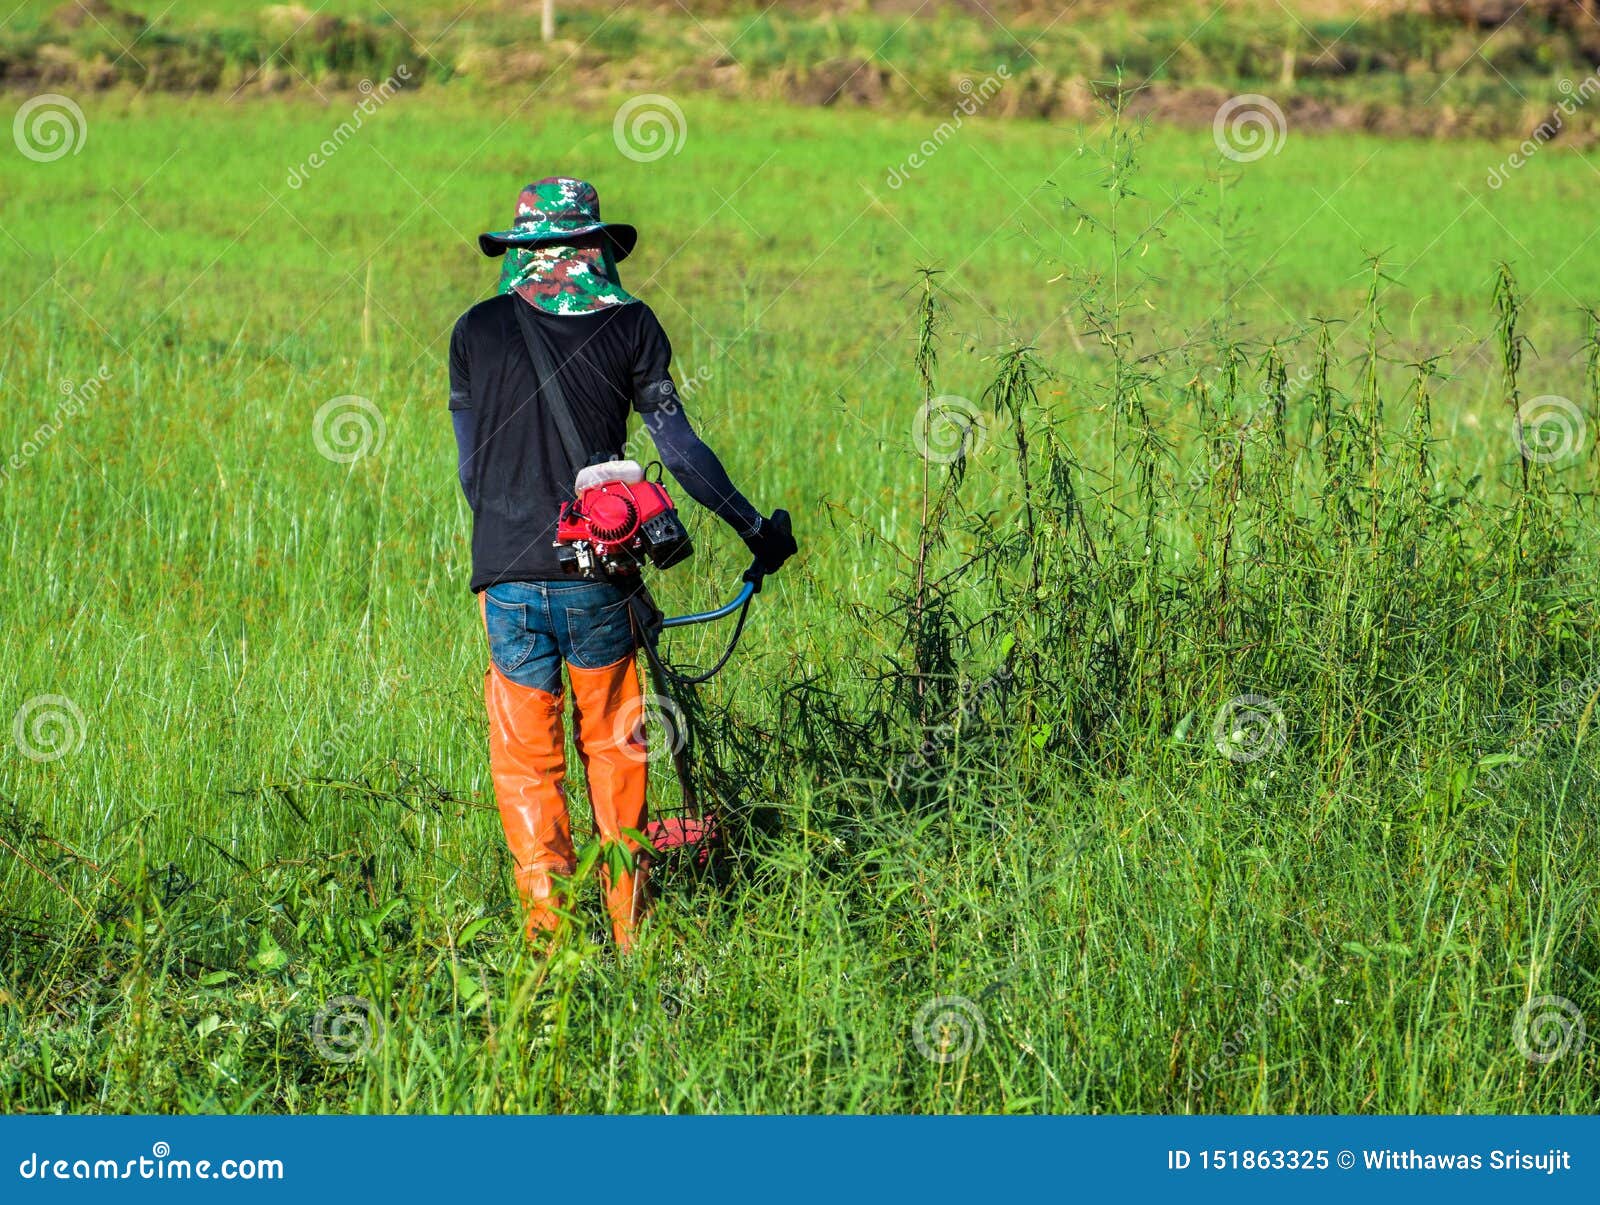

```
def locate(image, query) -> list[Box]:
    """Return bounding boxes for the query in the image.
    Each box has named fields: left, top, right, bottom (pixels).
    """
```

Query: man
left=449, top=178, right=796, bottom=951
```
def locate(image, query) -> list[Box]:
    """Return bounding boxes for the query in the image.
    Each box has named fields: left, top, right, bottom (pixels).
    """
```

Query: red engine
left=554, top=467, right=693, bottom=579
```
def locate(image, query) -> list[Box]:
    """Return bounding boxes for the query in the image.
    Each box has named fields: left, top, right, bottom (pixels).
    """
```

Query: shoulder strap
left=512, top=299, right=588, bottom=487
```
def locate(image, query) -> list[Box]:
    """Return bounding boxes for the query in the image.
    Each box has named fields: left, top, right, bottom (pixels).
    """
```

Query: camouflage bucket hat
left=478, top=177, right=637, bottom=261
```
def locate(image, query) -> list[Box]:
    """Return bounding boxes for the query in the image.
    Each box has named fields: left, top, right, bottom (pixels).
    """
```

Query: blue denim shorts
left=482, top=579, right=637, bottom=695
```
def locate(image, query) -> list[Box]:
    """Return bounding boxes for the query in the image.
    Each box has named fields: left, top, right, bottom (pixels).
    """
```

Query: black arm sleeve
left=452, top=409, right=476, bottom=504
left=644, top=404, right=762, bottom=537
left=448, top=315, right=475, bottom=504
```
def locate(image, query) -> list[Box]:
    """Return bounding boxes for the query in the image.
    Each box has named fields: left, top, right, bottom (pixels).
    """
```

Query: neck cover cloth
left=495, top=247, right=530, bottom=296
left=498, top=242, right=638, bottom=315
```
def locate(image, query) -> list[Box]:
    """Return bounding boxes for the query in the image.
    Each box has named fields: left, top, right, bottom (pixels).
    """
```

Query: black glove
left=742, top=509, right=797, bottom=579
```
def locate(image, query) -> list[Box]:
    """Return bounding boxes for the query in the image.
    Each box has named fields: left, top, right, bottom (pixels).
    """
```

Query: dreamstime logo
left=889, top=663, right=1013, bottom=790
left=313, top=395, right=385, bottom=463
left=1184, top=364, right=1315, bottom=492
left=1487, top=72, right=1600, bottom=189
left=1514, top=395, right=1586, bottom=464
left=617, top=975, right=726, bottom=1112
left=613, top=94, right=687, bottom=163
left=311, top=669, right=411, bottom=766
left=310, top=995, right=385, bottom=1063
left=676, top=364, right=714, bottom=400
left=1211, top=694, right=1285, bottom=763
left=12, top=694, right=87, bottom=762
left=1212, top=94, right=1287, bottom=163
left=885, top=65, right=1011, bottom=188
left=1188, top=955, right=1320, bottom=1091
left=913, top=395, right=986, bottom=465
left=1480, top=670, right=1600, bottom=792
left=0, top=365, right=111, bottom=491
left=15, top=1140, right=284, bottom=1182
left=1513, top=995, right=1585, bottom=1065
left=286, top=66, right=411, bottom=189
left=619, top=367, right=712, bottom=463
left=13, top=93, right=87, bottom=163
left=912, top=995, right=986, bottom=1064
left=614, top=692, right=687, bottom=765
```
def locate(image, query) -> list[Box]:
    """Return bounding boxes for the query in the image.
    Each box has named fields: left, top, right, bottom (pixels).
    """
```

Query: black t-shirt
left=449, top=294, right=675, bottom=590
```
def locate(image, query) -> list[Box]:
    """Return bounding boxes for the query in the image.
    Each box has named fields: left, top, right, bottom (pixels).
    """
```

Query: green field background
left=2, top=80, right=1598, bottom=1113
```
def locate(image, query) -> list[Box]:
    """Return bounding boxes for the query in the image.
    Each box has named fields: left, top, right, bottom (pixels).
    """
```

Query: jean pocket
left=484, top=592, right=537, bottom=675
left=563, top=598, right=636, bottom=669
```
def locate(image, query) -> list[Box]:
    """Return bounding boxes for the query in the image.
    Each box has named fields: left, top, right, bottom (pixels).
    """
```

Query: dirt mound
left=47, top=0, right=145, bottom=32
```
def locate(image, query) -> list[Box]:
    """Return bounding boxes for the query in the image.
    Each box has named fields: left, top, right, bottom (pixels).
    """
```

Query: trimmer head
left=645, top=816, right=719, bottom=866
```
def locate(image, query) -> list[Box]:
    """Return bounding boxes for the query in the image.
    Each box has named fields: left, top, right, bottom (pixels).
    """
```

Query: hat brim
left=478, top=221, right=637, bottom=262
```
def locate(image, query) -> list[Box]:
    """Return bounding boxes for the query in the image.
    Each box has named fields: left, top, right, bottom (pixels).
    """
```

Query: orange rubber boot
left=484, top=663, right=574, bottom=941
left=568, top=654, right=650, bottom=950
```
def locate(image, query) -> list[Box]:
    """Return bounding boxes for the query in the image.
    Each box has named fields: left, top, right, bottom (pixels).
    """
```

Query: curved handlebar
left=660, top=568, right=759, bottom=629
left=658, top=507, right=788, bottom=630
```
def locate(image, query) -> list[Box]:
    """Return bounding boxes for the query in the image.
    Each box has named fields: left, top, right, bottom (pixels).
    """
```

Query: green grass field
left=2, top=72, right=1599, bottom=1113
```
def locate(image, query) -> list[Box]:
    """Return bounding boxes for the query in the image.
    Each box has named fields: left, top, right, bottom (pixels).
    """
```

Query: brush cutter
left=552, top=460, right=789, bottom=862
left=631, top=515, right=789, bottom=862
